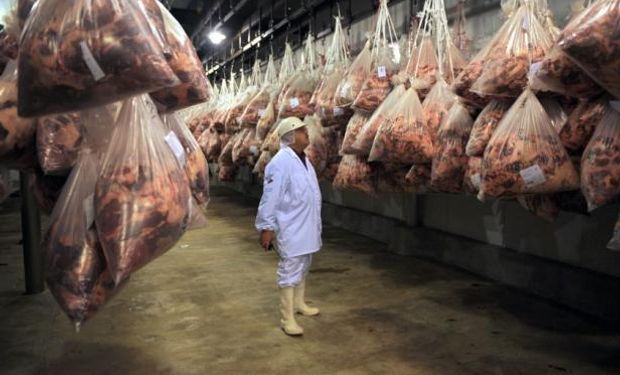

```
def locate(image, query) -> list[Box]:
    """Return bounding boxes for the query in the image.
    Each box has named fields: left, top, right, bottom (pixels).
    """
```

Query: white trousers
left=277, top=254, right=312, bottom=288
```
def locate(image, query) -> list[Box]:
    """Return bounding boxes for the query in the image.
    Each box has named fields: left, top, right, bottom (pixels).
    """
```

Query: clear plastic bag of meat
left=369, top=86, right=432, bottom=164
left=558, top=0, right=620, bottom=99
left=352, top=0, right=399, bottom=113
left=466, top=99, right=512, bottom=157
left=45, top=149, right=124, bottom=329
left=37, top=112, right=83, bottom=176
left=33, top=170, right=68, bottom=215
left=199, top=124, right=226, bottom=163
left=517, top=194, right=560, bottom=222
left=305, top=115, right=329, bottom=174
left=559, top=97, right=607, bottom=152
left=0, top=60, right=37, bottom=170
left=162, top=113, right=209, bottom=212
left=315, top=66, right=355, bottom=127
left=240, top=56, right=278, bottom=127
left=540, top=96, right=570, bottom=133
left=219, top=131, right=243, bottom=167
left=470, top=4, right=554, bottom=98
left=334, top=42, right=372, bottom=108
left=422, top=77, right=456, bottom=142
left=443, top=40, right=468, bottom=85
left=95, top=96, right=191, bottom=284
left=463, top=157, right=482, bottom=194
left=430, top=101, right=474, bottom=193
left=18, top=0, right=179, bottom=117
left=453, top=0, right=472, bottom=59
left=531, top=45, right=603, bottom=99
left=351, top=84, right=406, bottom=156
left=279, top=36, right=320, bottom=119
left=256, top=100, right=276, bottom=142
left=231, top=128, right=251, bottom=165
left=340, top=113, right=370, bottom=155
left=581, top=103, right=620, bottom=211
left=148, top=1, right=211, bottom=113
left=479, top=89, right=579, bottom=200
left=18, top=0, right=36, bottom=30
left=333, top=155, right=377, bottom=195
left=404, top=164, right=431, bottom=193
left=407, top=35, right=439, bottom=97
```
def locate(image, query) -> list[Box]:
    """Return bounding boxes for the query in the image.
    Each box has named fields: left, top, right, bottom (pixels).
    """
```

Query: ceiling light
left=208, top=31, right=226, bottom=45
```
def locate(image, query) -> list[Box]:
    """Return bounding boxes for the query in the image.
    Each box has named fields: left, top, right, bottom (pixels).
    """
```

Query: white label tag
left=83, top=194, right=95, bottom=229
left=470, top=173, right=481, bottom=189
left=610, top=101, right=620, bottom=113
left=165, top=131, right=186, bottom=165
left=289, top=97, right=300, bottom=109
left=529, top=61, right=543, bottom=77
left=520, top=164, right=546, bottom=188
left=258, top=109, right=266, bottom=118
left=80, top=41, right=105, bottom=81
left=334, top=107, right=344, bottom=116
left=340, top=83, right=350, bottom=97
left=377, top=66, right=387, bottom=78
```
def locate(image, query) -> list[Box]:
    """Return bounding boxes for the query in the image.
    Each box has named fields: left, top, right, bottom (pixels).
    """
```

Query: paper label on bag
left=83, top=194, right=95, bottom=229
left=258, top=109, right=266, bottom=118
left=165, top=131, right=186, bottom=165
left=334, top=107, right=344, bottom=116
left=610, top=101, right=620, bottom=113
left=470, top=173, right=481, bottom=189
left=289, top=97, right=300, bottom=109
left=80, top=41, right=105, bottom=81
left=529, top=61, right=543, bottom=77
left=377, top=66, right=387, bottom=78
left=520, top=164, right=546, bottom=188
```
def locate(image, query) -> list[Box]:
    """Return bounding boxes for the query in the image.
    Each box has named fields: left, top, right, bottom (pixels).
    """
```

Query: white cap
left=277, top=117, right=306, bottom=138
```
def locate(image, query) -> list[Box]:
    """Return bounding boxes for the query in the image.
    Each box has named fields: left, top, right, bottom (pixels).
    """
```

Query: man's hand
left=260, top=230, right=276, bottom=251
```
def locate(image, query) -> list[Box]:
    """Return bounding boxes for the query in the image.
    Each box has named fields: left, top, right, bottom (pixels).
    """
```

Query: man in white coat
left=255, top=117, right=322, bottom=336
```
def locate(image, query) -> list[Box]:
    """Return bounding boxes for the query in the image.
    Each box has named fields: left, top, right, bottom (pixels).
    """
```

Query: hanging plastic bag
left=37, top=112, right=83, bottom=175
left=340, top=113, right=370, bottom=155
left=148, top=2, right=211, bottom=113
left=453, top=0, right=472, bottom=58
left=305, top=115, right=329, bottom=174
left=404, top=164, right=432, bottom=193
left=466, top=99, right=512, bottom=157
left=95, top=96, right=191, bottom=284
left=352, top=0, right=399, bottom=113
left=351, top=84, right=406, bottom=156
left=463, top=157, right=482, bottom=194
left=479, top=89, right=579, bottom=200
left=334, top=42, right=372, bottom=108
left=470, top=4, right=554, bottom=98
left=279, top=35, right=320, bottom=119
left=162, top=113, right=209, bottom=212
left=333, top=155, right=377, bottom=195
left=0, top=61, right=37, bottom=170
left=369, top=86, right=431, bottom=164
left=422, top=77, right=456, bottom=142
left=321, top=125, right=344, bottom=182
left=225, top=70, right=256, bottom=134
left=517, top=194, right=560, bottom=222
left=377, top=164, right=415, bottom=193
left=18, top=0, right=36, bottom=30
left=18, top=0, right=179, bottom=117
left=231, top=128, right=251, bottom=165
left=240, top=56, right=278, bottom=127
left=407, top=35, right=439, bottom=97
left=256, top=100, right=276, bottom=143
left=45, top=149, right=123, bottom=328
left=559, top=97, right=607, bottom=152
left=581, top=103, right=620, bottom=211
left=531, top=45, right=603, bottom=99
left=430, top=100, right=474, bottom=193
left=558, top=0, right=620, bottom=99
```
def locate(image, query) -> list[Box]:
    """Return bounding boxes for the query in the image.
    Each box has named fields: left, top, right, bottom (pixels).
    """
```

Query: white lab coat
left=255, top=146, right=322, bottom=258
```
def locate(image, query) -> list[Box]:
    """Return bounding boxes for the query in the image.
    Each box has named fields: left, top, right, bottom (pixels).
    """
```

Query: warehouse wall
left=212, top=0, right=620, bottom=324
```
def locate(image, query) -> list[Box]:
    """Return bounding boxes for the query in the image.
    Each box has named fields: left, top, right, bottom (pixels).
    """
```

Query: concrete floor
left=2, top=187, right=620, bottom=374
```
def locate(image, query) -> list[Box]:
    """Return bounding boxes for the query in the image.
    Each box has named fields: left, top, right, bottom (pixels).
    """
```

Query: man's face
left=294, top=126, right=310, bottom=150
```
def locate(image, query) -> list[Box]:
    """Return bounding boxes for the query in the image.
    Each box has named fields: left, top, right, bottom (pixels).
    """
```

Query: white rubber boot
left=294, top=279, right=320, bottom=316
left=279, top=287, right=303, bottom=336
